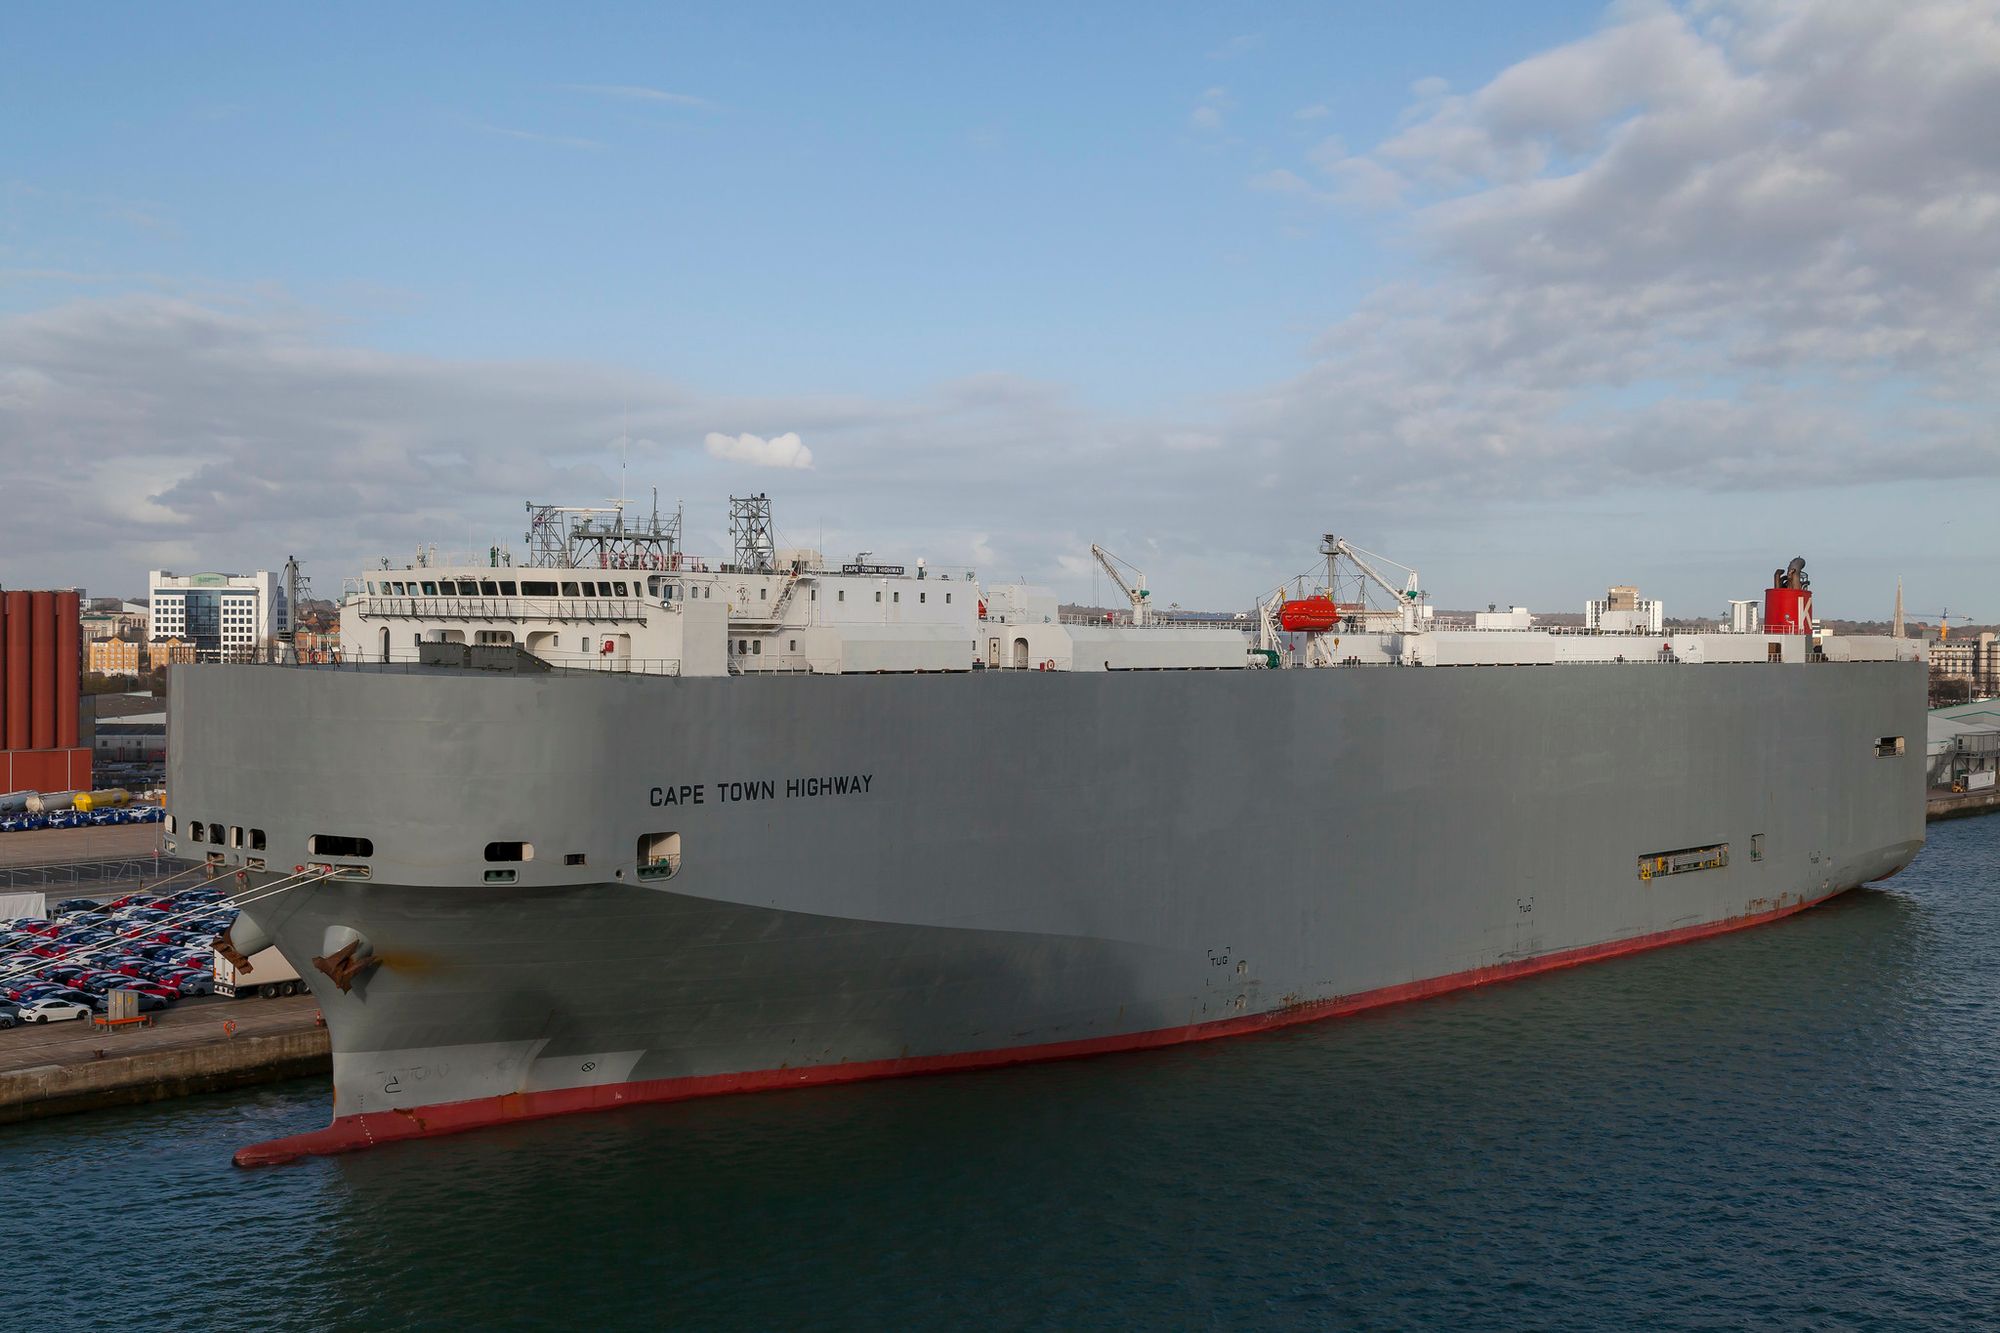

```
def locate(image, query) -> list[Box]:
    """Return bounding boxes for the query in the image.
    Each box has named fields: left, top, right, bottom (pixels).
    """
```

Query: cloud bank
left=704, top=431, right=813, bottom=469
left=3, top=1, right=1996, bottom=610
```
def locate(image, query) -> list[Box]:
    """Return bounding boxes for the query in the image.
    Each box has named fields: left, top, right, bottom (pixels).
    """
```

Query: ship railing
left=1056, top=614, right=1252, bottom=631
left=234, top=652, right=683, bottom=677
left=349, top=594, right=652, bottom=623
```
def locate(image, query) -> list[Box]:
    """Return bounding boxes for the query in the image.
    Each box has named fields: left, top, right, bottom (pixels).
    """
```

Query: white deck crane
left=1090, top=544, right=1151, bottom=627
left=1321, top=536, right=1426, bottom=632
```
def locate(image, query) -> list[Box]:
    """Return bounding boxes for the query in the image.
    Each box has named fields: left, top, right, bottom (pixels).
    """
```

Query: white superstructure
left=337, top=501, right=1922, bottom=678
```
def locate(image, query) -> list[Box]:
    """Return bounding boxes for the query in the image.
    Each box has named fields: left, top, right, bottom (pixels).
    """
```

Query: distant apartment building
left=1930, top=633, right=1999, bottom=695
left=1584, top=584, right=1665, bottom=635
left=86, top=638, right=142, bottom=674
left=147, top=638, right=198, bottom=669
left=148, top=570, right=288, bottom=662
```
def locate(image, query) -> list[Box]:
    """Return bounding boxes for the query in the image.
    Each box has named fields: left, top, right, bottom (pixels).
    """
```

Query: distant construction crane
left=1911, top=610, right=1974, bottom=641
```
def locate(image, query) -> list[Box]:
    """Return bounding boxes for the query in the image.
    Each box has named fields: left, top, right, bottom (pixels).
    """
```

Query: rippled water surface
left=5, top=818, right=1998, bottom=1330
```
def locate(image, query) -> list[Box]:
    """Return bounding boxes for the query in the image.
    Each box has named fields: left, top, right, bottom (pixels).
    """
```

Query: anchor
left=312, top=939, right=382, bottom=993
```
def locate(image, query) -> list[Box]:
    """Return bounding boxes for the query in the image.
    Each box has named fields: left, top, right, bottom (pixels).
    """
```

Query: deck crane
left=1321, top=536, right=1426, bottom=631
left=1090, top=544, right=1150, bottom=627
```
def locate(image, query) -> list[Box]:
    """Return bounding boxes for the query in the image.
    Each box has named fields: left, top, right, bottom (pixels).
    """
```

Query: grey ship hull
left=164, top=661, right=1925, bottom=1162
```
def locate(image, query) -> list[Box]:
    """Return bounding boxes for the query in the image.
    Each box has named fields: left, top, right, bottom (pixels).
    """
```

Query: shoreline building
left=1584, top=584, right=1665, bottom=635
left=0, top=588, right=93, bottom=791
left=1929, top=632, right=1999, bottom=698
left=148, top=570, right=288, bottom=663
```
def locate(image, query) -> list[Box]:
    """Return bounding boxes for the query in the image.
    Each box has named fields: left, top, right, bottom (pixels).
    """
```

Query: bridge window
left=562, top=581, right=580, bottom=596
left=481, top=580, right=499, bottom=595
left=309, top=834, right=374, bottom=858
left=421, top=581, right=438, bottom=595
left=484, top=841, right=533, bottom=862
left=500, top=581, right=517, bottom=595
left=523, top=581, right=557, bottom=596
left=614, top=581, right=628, bottom=596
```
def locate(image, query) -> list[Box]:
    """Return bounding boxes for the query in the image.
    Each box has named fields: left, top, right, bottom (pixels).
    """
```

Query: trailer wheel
left=259, top=983, right=279, bottom=999
left=282, top=981, right=299, bottom=997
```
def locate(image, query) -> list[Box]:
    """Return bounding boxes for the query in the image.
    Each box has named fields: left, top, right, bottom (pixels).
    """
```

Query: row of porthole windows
left=169, top=825, right=683, bottom=886
left=171, top=815, right=267, bottom=851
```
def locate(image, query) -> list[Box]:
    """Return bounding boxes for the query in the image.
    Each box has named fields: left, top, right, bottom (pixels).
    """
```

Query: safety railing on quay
left=0, top=853, right=198, bottom=892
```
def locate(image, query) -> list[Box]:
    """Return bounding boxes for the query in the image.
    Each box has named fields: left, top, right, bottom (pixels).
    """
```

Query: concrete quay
left=0, top=995, right=327, bottom=1125
left=1928, top=788, right=2000, bottom=821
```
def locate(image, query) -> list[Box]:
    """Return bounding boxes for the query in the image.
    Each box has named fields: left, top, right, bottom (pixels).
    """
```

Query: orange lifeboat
left=1278, top=596, right=1340, bottom=633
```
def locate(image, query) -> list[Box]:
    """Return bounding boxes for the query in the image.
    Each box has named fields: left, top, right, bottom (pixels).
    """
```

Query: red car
left=28, top=944, right=67, bottom=959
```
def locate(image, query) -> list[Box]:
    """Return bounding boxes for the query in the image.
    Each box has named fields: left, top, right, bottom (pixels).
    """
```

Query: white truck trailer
left=213, top=945, right=310, bottom=999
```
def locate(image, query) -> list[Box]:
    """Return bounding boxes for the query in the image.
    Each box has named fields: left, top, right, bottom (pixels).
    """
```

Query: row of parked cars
left=0, top=889, right=239, bottom=1028
left=0, top=806, right=167, bottom=834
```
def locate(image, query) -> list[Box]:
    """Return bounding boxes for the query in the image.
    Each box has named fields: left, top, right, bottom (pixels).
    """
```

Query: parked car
left=165, top=972, right=213, bottom=997
left=0, top=1003, right=18, bottom=1029
left=53, top=898, right=100, bottom=916
left=91, top=991, right=168, bottom=1015
left=20, top=998, right=92, bottom=1023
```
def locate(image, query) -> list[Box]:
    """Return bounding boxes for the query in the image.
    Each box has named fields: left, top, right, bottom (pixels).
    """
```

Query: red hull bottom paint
left=236, top=888, right=1848, bottom=1167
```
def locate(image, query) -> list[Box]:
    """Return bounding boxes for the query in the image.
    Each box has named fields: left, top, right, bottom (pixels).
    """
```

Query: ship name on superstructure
left=650, top=774, right=874, bottom=806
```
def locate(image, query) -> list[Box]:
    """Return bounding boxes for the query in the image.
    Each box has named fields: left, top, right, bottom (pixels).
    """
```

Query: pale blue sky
left=4, top=2, right=1996, bottom=619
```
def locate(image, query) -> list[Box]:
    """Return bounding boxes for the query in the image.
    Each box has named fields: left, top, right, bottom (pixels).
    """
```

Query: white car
left=19, top=998, right=91, bottom=1024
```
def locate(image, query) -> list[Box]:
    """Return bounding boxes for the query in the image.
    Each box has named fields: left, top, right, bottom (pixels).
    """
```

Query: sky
left=3, top=0, right=1997, bottom=620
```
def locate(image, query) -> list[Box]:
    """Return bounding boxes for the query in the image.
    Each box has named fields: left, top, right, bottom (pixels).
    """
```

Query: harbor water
left=4, top=816, right=1997, bottom=1330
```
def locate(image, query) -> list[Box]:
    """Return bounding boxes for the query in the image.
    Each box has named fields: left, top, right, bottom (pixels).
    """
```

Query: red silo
left=5, top=591, right=29, bottom=751
left=30, top=591, right=55, bottom=750
left=55, top=590, right=79, bottom=748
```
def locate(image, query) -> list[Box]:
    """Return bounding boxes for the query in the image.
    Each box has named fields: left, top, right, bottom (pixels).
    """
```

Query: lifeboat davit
left=1278, top=596, right=1340, bottom=633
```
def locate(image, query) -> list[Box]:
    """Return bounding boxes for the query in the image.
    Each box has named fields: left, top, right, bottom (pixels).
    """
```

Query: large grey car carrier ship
left=162, top=496, right=1926, bottom=1164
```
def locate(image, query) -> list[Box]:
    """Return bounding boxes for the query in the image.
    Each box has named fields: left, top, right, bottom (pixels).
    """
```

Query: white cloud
left=470, top=121, right=604, bottom=152
left=1241, top=0, right=2000, bottom=502
left=559, top=84, right=712, bottom=109
left=703, top=431, right=814, bottom=470
left=1189, top=87, right=1232, bottom=132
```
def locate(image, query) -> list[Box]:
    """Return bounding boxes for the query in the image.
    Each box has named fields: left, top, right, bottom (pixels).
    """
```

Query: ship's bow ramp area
left=168, top=653, right=1923, bottom=1098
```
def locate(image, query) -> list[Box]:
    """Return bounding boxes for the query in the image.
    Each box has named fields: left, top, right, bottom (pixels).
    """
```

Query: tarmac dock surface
left=0, top=994, right=327, bottom=1125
